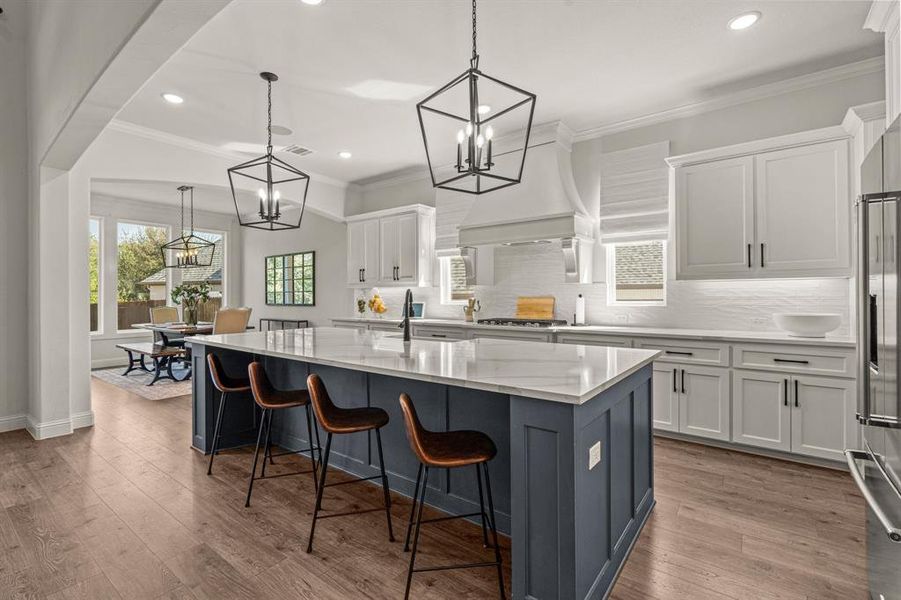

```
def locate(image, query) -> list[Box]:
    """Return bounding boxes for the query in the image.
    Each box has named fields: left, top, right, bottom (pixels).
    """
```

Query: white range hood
left=453, top=121, right=594, bottom=283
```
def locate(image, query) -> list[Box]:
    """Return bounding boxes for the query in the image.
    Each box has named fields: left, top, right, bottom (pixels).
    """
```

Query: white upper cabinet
left=754, top=141, right=850, bottom=275
left=346, top=205, right=434, bottom=289
left=669, top=129, right=852, bottom=280
left=347, top=219, right=379, bottom=286
left=675, top=156, right=755, bottom=277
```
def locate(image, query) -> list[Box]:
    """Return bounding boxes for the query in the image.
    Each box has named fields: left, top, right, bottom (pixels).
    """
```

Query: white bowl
left=773, top=313, right=842, bottom=338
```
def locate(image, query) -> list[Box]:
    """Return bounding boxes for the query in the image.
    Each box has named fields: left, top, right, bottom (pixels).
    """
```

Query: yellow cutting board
left=515, top=296, right=556, bottom=320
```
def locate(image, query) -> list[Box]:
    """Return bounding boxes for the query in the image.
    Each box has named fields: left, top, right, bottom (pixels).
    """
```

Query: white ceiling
left=92, top=179, right=252, bottom=214
left=115, top=0, right=882, bottom=185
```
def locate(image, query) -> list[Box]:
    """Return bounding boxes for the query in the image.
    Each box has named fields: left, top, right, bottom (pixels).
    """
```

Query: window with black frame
left=265, top=251, right=315, bottom=306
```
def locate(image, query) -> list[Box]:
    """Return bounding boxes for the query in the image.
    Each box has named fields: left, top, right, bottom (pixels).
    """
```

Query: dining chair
left=213, top=307, right=252, bottom=334
left=150, top=306, right=179, bottom=324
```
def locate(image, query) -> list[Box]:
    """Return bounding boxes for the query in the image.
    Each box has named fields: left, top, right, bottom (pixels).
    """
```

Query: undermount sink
left=774, top=313, right=842, bottom=338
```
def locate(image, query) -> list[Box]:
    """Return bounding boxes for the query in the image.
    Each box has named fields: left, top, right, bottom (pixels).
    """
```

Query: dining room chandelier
left=227, top=72, right=310, bottom=231
left=416, top=0, right=536, bottom=195
left=161, top=185, right=215, bottom=268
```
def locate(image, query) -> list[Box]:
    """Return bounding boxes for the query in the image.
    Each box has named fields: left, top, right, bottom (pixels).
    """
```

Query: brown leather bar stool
left=206, top=353, right=251, bottom=476
left=245, top=362, right=322, bottom=507
left=399, top=393, right=505, bottom=600
left=305, top=373, right=394, bottom=553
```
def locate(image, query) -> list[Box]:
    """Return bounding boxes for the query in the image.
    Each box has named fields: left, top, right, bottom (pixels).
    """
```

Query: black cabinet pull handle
left=747, top=243, right=752, bottom=268
left=681, top=369, right=686, bottom=394
left=432, top=334, right=447, bottom=338
left=673, top=368, right=677, bottom=393
left=395, top=266, right=399, bottom=280
left=784, top=379, right=788, bottom=406
left=760, top=242, right=766, bottom=268
left=794, top=379, right=799, bottom=407
left=359, top=268, right=363, bottom=282
left=665, top=350, right=694, bottom=356
left=773, top=358, right=809, bottom=365
left=362, top=268, right=366, bottom=282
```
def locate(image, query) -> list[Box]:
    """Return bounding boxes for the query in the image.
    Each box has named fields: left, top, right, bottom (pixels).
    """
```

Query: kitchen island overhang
left=187, top=327, right=659, bottom=600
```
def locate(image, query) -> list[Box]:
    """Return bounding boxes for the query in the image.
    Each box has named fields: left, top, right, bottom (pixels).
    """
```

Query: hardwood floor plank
left=45, top=572, right=123, bottom=600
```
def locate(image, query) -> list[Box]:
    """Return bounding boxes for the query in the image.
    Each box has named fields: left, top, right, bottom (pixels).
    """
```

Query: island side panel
left=510, top=364, right=655, bottom=600
left=575, top=365, right=654, bottom=600
left=190, top=342, right=257, bottom=452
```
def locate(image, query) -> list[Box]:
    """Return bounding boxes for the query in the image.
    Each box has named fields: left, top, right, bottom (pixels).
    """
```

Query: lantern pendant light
left=161, top=185, right=215, bottom=269
left=227, top=72, right=310, bottom=230
left=416, top=0, right=536, bottom=195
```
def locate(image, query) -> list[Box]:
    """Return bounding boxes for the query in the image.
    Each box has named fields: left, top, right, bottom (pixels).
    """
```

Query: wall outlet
left=589, top=441, right=602, bottom=470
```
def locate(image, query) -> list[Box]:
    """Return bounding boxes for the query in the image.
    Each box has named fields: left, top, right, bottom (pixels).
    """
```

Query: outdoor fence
left=91, top=298, right=225, bottom=332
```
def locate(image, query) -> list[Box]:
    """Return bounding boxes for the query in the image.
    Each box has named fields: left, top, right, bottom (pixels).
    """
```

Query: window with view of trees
left=89, top=218, right=101, bottom=333
left=607, top=241, right=665, bottom=305
left=117, top=222, right=168, bottom=330
left=266, top=251, right=314, bottom=306
left=440, top=256, right=474, bottom=304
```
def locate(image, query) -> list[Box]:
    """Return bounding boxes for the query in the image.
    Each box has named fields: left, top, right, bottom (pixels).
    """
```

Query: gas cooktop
left=477, top=318, right=568, bottom=328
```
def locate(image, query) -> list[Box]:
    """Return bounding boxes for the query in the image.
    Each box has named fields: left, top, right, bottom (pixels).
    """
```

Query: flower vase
left=184, top=307, right=198, bottom=326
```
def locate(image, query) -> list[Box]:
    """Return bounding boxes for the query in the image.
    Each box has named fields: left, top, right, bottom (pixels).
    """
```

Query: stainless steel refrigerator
left=851, top=114, right=901, bottom=599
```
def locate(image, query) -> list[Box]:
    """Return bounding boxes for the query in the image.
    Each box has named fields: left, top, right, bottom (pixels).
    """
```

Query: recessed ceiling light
left=728, top=11, right=760, bottom=31
left=477, top=104, right=491, bottom=115
left=161, top=93, right=184, bottom=105
left=301, top=0, right=324, bottom=5
left=270, top=125, right=293, bottom=136
left=346, top=79, right=433, bottom=101
left=337, top=151, right=352, bottom=159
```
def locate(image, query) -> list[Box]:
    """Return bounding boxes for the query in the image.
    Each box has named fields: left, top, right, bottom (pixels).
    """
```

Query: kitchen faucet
left=399, top=289, right=414, bottom=342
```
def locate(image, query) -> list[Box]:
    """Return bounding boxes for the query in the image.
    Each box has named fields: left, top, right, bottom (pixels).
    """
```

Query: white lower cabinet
left=732, top=369, right=856, bottom=460
left=651, top=363, right=730, bottom=441
left=732, top=369, right=791, bottom=451
left=678, top=365, right=731, bottom=441
left=791, top=375, right=856, bottom=461
left=468, top=330, right=553, bottom=343
left=652, top=365, right=679, bottom=432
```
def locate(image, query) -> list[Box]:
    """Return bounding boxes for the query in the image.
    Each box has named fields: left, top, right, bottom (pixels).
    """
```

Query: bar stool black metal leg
left=207, top=391, right=228, bottom=475
left=375, top=429, right=395, bottom=542
left=476, top=463, right=490, bottom=548
left=404, top=466, right=430, bottom=600
left=312, top=416, right=323, bottom=466
left=261, top=410, right=274, bottom=478
left=306, top=432, right=332, bottom=553
left=403, top=463, right=423, bottom=552
left=483, top=462, right=506, bottom=600
left=244, top=409, right=268, bottom=508
left=304, top=404, right=319, bottom=494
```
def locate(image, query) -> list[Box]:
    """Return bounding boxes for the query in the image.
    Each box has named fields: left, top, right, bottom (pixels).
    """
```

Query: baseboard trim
left=0, top=414, right=27, bottom=433
left=92, top=358, right=128, bottom=369
left=71, top=411, right=95, bottom=429
left=26, top=415, right=73, bottom=440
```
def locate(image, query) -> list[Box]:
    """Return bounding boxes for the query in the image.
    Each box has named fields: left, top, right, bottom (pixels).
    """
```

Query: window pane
left=89, top=219, right=101, bottom=333
left=613, top=241, right=664, bottom=303
left=265, top=252, right=314, bottom=306
left=117, top=222, right=168, bottom=329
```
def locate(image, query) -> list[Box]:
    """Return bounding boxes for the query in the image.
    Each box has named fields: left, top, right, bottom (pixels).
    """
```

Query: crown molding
left=353, top=165, right=432, bottom=191
left=573, top=56, right=885, bottom=142
left=864, top=0, right=899, bottom=33
left=842, top=100, right=887, bottom=134
left=106, top=119, right=350, bottom=189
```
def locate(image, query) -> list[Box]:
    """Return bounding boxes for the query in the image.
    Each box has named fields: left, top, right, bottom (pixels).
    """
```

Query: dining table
left=131, top=322, right=255, bottom=381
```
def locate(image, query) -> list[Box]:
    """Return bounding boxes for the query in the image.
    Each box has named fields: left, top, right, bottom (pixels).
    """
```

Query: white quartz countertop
left=187, top=327, right=660, bottom=405
left=331, top=317, right=856, bottom=348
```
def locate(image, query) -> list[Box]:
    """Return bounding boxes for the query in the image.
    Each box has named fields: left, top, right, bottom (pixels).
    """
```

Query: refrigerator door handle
left=845, top=449, right=901, bottom=543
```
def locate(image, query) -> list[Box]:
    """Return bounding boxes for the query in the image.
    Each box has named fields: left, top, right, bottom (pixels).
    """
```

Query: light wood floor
left=0, top=379, right=867, bottom=599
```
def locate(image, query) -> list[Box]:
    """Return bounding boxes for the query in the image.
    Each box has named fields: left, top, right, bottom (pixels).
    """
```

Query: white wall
left=242, top=211, right=349, bottom=329
left=0, top=1, right=30, bottom=431
left=346, top=175, right=435, bottom=216
left=88, top=194, right=242, bottom=368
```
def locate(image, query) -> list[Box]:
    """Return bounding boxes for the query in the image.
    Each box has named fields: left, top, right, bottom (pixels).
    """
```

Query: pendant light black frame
left=227, top=72, right=310, bottom=231
left=161, top=185, right=216, bottom=269
left=416, top=0, right=536, bottom=195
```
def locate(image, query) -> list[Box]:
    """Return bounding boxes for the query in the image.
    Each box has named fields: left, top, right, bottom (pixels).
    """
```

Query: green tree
left=88, top=234, right=99, bottom=304
left=117, top=227, right=167, bottom=301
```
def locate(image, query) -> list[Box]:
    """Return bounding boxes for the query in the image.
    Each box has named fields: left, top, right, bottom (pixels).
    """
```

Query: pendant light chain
left=189, top=187, right=195, bottom=234
left=266, top=78, right=273, bottom=152
left=180, top=187, right=185, bottom=235
left=471, top=0, right=479, bottom=68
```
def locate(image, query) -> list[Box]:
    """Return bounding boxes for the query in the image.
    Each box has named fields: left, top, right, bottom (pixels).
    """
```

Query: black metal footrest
left=323, top=474, right=384, bottom=488
left=251, top=467, right=316, bottom=481
left=413, top=560, right=501, bottom=574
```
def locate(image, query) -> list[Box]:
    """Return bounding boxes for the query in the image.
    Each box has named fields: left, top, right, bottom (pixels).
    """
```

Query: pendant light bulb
left=485, top=126, right=494, bottom=141
left=465, top=122, right=473, bottom=137
left=456, top=130, right=465, bottom=144
left=476, top=134, right=485, bottom=148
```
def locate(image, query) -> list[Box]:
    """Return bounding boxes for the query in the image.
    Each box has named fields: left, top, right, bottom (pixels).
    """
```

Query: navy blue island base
left=188, top=339, right=654, bottom=600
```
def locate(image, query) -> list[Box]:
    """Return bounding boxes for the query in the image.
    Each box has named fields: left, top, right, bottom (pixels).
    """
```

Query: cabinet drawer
left=733, top=344, right=855, bottom=378
left=411, top=325, right=467, bottom=340
left=470, top=330, right=553, bottom=343
left=554, top=333, right=633, bottom=347
left=369, top=322, right=402, bottom=333
left=633, top=338, right=729, bottom=366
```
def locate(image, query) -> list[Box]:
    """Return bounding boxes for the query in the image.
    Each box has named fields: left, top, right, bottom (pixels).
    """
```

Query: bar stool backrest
left=207, top=353, right=247, bottom=392
left=399, top=393, right=431, bottom=465
left=306, top=373, right=341, bottom=433
left=248, top=361, right=304, bottom=409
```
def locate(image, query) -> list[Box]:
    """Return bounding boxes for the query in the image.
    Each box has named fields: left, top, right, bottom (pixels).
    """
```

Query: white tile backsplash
left=350, top=243, right=852, bottom=335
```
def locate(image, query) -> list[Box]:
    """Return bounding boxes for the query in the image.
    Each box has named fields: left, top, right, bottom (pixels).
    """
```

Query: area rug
left=91, top=367, right=192, bottom=400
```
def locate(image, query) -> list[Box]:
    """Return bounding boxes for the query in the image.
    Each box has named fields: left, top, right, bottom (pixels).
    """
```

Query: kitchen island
left=187, top=327, right=659, bottom=600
